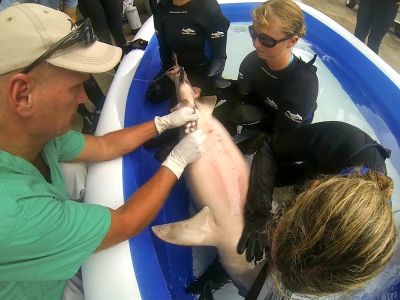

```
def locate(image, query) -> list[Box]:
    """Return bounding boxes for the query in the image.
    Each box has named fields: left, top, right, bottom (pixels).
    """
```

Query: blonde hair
left=253, top=0, right=306, bottom=38
left=271, top=170, right=397, bottom=296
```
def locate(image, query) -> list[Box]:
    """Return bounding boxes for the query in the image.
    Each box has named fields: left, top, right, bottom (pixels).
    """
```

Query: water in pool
left=187, top=22, right=400, bottom=299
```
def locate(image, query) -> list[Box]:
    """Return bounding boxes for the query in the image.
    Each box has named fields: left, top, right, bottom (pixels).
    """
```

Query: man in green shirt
left=0, top=4, right=205, bottom=299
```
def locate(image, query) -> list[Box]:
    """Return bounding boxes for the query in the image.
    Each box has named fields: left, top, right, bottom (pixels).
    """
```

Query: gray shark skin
left=151, top=66, right=262, bottom=294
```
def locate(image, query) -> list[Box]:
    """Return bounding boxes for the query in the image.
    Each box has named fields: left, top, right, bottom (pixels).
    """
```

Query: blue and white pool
left=82, top=1, right=400, bottom=299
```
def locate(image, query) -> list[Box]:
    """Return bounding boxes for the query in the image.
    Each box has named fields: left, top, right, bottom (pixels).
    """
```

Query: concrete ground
left=299, top=0, right=400, bottom=74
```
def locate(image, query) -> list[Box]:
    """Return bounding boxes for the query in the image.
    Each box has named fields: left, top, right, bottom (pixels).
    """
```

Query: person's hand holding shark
left=154, top=86, right=201, bottom=135
left=155, top=106, right=200, bottom=134
left=163, top=65, right=202, bottom=134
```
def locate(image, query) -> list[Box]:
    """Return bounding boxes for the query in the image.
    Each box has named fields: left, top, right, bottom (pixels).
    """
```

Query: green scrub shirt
left=0, top=131, right=111, bottom=300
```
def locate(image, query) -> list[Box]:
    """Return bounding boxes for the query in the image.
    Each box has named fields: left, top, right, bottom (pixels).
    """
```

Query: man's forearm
left=97, top=166, right=177, bottom=250
left=76, top=120, right=158, bottom=162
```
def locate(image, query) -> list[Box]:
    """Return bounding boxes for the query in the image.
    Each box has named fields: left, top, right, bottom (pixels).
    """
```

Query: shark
left=151, top=59, right=263, bottom=294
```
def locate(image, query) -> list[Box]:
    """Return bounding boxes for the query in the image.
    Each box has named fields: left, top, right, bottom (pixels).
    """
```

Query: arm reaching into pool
left=73, top=106, right=199, bottom=162
left=237, top=138, right=277, bottom=263
left=96, top=129, right=205, bottom=251
left=68, top=107, right=204, bottom=251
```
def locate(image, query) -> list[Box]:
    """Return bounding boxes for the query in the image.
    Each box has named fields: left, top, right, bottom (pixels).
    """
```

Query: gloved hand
left=237, top=216, right=268, bottom=263
left=162, top=129, right=206, bottom=178
left=155, top=107, right=200, bottom=134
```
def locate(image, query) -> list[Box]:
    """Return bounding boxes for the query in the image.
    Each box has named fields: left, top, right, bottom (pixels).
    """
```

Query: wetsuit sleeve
left=270, top=121, right=390, bottom=183
left=238, top=138, right=277, bottom=262
left=237, top=55, right=253, bottom=103
left=153, top=8, right=174, bottom=69
left=273, top=73, right=318, bottom=132
left=246, top=139, right=277, bottom=220
left=201, top=0, right=230, bottom=76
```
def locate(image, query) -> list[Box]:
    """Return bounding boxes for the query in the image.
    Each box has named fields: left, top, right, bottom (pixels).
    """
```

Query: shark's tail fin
left=151, top=206, right=218, bottom=247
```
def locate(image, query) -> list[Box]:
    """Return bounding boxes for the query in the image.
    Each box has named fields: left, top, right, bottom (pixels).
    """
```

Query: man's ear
left=287, top=35, right=299, bottom=48
left=7, top=73, right=34, bottom=115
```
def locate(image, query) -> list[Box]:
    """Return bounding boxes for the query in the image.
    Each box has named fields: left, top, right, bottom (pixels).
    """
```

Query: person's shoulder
left=296, top=55, right=318, bottom=75
left=241, top=51, right=259, bottom=64
left=286, top=55, right=318, bottom=83
left=152, top=0, right=170, bottom=15
left=50, top=130, right=83, bottom=146
left=201, top=0, right=219, bottom=7
left=197, top=0, right=221, bottom=12
left=240, top=51, right=260, bottom=70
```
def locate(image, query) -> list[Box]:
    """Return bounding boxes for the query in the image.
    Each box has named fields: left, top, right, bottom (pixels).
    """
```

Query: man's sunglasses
left=248, top=25, right=292, bottom=48
left=21, top=19, right=97, bottom=74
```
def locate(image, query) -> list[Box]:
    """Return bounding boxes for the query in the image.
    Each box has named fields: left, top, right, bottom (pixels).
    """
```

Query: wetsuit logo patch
left=210, top=31, right=225, bottom=39
left=265, top=97, right=278, bottom=110
left=169, top=10, right=188, bottom=14
left=182, top=28, right=196, bottom=35
left=284, top=110, right=303, bottom=123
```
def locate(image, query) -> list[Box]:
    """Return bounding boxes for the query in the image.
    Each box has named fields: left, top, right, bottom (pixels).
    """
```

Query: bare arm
left=72, top=107, right=199, bottom=162
left=97, top=166, right=176, bottom=250
left=96, top=129, right=206, bottom=250
left=73, top=120, right=158, bottom=162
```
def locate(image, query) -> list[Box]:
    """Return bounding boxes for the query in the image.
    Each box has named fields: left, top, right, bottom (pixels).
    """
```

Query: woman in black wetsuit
left=239, top=121, right=396, bottom=298
left=146, top=0, right=230, bottom=103
left=215, top=0, right=319, bottom=135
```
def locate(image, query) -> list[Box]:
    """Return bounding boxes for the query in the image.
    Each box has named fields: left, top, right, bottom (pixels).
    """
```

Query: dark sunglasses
left=21, top=19, right=97, bottom=74
left=248, top=25, right=292, bottom=48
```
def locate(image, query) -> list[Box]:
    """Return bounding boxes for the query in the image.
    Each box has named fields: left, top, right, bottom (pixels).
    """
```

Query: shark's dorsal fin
left=151, top=206, right=218, bottom=247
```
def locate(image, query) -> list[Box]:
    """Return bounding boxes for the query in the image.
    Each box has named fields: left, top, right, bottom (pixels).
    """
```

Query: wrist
left=162, top=156, right=184, bottom=179
left=154, top=116, right=168, bottom=134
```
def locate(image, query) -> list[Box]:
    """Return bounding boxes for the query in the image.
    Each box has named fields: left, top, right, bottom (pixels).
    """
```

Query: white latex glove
left=162, top=129, right=206, bottom=178
left=154, top=107, right=199, bottom=134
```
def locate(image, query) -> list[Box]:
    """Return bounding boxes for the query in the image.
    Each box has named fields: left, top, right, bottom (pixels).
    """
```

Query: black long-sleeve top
left=238, top=51, right=319, bottom=132
left=151, top=0, right=230, bottom=69
left=245, top=121, right=391, bottom=219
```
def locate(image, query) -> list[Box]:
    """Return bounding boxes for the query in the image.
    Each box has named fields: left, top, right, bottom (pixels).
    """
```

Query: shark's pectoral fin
left=151, top=206, right=218, bottom=247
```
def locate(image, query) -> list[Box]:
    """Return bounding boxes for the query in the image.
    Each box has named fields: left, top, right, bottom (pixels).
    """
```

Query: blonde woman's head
left=253, top=0, right=306, bottom=38
left=271, top=170, right=397, bottom=296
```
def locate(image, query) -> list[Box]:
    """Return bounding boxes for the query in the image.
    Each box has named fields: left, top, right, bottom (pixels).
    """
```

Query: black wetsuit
left=147, top=0, right=230, bottom=102
left=248, top=121, right=390, bottom=219
left=238, top=51, right=319, bottom=132
left=243, top=121, right=391, bottom=299
left=153, top=0, right=229, bottom=71
left=246, top=121, right=389, bottom=248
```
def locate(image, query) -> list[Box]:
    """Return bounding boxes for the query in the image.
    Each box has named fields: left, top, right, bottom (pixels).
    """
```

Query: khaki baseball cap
left=0, top=3, right=122, bottom=75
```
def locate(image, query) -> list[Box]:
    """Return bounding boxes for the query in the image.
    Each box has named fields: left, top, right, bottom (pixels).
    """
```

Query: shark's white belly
left=185, top=117, right=261, bottom=293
